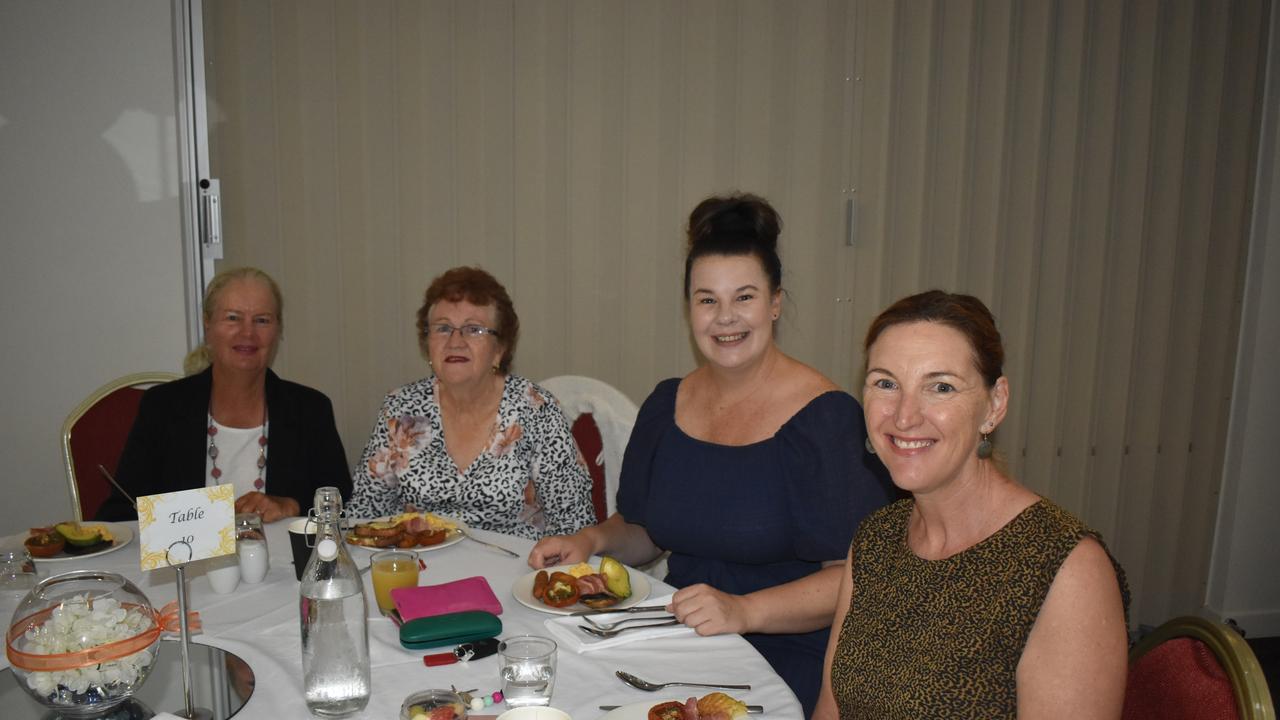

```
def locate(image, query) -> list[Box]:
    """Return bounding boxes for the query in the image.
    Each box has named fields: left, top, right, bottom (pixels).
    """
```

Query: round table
left=3, top=520, right=802, bottom=719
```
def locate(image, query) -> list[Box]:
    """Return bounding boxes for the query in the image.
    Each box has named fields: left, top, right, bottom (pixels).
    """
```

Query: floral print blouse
left=347, top=374, right=597, bottom=539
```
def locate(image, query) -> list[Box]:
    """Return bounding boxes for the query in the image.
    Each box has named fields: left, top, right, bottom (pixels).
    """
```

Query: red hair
left=416, top=266, right=519, bottom=372
left=865, top=290, right=1004, bottom=386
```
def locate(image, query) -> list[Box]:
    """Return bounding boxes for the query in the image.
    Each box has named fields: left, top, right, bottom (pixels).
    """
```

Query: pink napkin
left=391, top=576, right=503, bottom=621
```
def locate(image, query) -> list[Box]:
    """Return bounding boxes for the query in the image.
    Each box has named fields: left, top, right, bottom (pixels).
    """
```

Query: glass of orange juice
left=370, top=549, right=419, bottom=614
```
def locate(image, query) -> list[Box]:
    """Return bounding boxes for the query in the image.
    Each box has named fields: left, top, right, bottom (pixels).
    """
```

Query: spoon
left=578, top=619, right=681, bottom=638
left=615, top=670, right=751, bottom=692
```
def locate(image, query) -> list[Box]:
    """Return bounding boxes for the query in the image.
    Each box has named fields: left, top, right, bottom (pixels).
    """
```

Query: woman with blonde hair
left=98, top=267, right=351, bottom=522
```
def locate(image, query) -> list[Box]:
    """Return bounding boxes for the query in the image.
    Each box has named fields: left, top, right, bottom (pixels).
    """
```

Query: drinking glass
left=498, top=635, right=557, bottom=708
left=0, top=546, right=37, bottom=620
left=370, top=549, right=419, bottom=615
left=235, top=513, right=269, bottom=584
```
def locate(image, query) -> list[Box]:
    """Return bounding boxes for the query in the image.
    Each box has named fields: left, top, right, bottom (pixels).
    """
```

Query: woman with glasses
left=346, top=266, right=595, bottom=539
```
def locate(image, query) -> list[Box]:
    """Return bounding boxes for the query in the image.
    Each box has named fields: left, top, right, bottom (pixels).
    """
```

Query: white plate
left=511, top=562, right=652, bottom=615
left=343, top=515, right=467, bottom=553
left=600, top=701, right=684, bottom=720
left=20, top=523, right=134, bottom=563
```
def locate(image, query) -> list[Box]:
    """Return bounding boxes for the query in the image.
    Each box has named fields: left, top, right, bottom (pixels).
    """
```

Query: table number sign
left=137, top=484, right=236, bottom=570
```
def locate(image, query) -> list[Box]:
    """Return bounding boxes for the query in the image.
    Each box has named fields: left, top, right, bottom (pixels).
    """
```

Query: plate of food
left=19, top=522, right=134, bottom=562
left=345, top=511, right=466, bottom=551
left=511, top=557, right=651, bottom=615
left=602, top=693, right=753, bottom=719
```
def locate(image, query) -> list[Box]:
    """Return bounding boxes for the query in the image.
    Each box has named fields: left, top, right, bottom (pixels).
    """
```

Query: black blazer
left=97, top=368, right=353, bottom=521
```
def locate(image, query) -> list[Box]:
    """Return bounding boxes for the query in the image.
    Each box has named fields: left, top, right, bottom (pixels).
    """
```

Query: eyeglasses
left=427, top=323, right=498, bottom=339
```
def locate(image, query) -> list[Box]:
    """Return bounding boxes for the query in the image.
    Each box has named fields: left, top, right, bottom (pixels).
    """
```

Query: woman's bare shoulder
left=776, top=355, right=842, bottom=400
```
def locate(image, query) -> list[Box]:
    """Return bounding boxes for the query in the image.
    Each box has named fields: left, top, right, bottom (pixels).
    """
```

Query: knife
left=599, top=705, right=764, bottom=714
left=570, top=604, right=669, bottom=617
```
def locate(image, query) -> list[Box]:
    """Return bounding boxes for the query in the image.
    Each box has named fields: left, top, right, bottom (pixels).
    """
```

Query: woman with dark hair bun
left=814, top=290, right=1129, bottom=719
left=347, top=266, right=596, bottom=540
left=530, top=194, right=894, bottom=715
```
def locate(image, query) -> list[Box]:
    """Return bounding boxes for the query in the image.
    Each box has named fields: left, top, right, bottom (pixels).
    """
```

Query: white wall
left=0, top=1, right=189, bottom=532
left=1206, top=1, right=1280, bottom=638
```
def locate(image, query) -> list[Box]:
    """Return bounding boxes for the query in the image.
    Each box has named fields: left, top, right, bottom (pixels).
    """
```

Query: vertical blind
left=206, top=0, right=1268, bottom=627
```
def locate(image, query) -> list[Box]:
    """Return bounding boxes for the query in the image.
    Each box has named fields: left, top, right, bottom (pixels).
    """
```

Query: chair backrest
left=539, top=375, right=638, bottom=521
left=62, top=372, right=177, bottom=521
left=571, top=413, right=608, bottom=523
left=1123, top=615, right=1275, bottom=720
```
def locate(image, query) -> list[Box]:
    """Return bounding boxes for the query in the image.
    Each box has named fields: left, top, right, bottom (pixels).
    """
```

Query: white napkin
left=543, top=593, right=695, bottom=653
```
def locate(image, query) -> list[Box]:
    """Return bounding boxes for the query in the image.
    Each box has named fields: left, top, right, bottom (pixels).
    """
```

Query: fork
left=578, top=619, right=681, bottom=638
left=580, top=614, right=677, bottom=632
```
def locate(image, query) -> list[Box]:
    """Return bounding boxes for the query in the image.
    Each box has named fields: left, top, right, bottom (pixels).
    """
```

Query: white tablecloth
left=7, top=521, right=802, bottom=719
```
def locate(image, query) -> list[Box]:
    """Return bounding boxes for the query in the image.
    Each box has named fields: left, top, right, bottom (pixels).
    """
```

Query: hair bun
left=688, top=193, right=781, bottom=252
left=682, top=192, right=784, bottom=299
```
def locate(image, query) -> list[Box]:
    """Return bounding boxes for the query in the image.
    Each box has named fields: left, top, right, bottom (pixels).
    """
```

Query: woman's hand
left=669, top=583, right=753, bottom=636
left=234, top=492, right=300, bottom=523
left=527, top=532, right=595, bottom=569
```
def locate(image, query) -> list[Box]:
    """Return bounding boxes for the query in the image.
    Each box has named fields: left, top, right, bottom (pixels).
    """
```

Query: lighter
left=421, top=637, right=501, bottom=667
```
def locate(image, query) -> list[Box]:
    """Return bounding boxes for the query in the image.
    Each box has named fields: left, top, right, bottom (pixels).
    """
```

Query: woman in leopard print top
left=814, top=291, right=1129, bottom=719
left=347, top=267, right=595, bottom=540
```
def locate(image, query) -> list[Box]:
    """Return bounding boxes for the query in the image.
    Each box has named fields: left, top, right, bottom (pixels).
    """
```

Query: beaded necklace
left=207, top=401, right=268, bottom=490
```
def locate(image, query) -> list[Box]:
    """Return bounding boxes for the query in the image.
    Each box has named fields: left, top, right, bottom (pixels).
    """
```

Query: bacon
left=401, top=515, right=430, bottom=534
left=575, top=573, right=608, bottom=596
left=683, top=698, right=700, bottom=719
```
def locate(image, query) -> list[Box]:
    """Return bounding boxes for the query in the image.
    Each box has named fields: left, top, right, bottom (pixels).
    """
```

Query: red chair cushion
left=67, top=386, right=147, bottom=520
left=570, top=413, right=608, bottom=523
left=1123, top=636, right=1239, bottom=720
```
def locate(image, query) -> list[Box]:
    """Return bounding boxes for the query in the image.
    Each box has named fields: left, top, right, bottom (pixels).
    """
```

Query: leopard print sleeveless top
left=830, top=498, right=1128, bottom=719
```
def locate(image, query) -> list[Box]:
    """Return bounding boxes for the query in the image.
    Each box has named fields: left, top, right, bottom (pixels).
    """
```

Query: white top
left=203, top=420, right=269, bottom=498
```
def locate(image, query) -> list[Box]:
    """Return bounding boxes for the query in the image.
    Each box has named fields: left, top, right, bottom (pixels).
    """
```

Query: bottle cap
left=316, top=538, right=338, bottom=561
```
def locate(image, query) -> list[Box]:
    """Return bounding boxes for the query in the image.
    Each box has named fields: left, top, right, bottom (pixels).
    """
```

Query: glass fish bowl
left=5, top=570, right=161, bottom=717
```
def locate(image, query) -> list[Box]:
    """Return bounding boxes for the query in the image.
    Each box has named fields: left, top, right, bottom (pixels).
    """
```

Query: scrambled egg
left=566, top=562, right=596, bottom=578
left=391, top=511, right=458, bottom=532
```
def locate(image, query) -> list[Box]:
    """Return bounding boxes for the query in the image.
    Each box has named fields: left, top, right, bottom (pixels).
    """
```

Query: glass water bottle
left=299, top=486, right=370, bottom=717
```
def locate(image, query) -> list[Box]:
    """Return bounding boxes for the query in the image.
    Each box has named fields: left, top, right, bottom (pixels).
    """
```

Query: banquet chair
left=1123, top=615, right=1275, bottom=720
left=539, top=375, right=638, bottom=522
left=62, top=371, right=177, bottom=521
left=539, top=375, right=668, bottom=578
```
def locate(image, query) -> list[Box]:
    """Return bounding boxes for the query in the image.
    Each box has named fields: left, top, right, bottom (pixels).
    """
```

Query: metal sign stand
left=165, top=541, right=213, bottom=720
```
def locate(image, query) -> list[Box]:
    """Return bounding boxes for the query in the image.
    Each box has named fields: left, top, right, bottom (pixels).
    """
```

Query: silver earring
left=977, top=433, right=993, bottom=459
left=864, top=436, right=876, bottom=455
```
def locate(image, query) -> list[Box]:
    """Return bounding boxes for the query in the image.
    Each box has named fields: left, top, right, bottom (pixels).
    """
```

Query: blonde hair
left=184, top=267, right=284, bottom=375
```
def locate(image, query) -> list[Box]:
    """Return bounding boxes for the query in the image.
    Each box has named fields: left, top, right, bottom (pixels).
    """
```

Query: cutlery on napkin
left=543, top=593, right=694, bottom=652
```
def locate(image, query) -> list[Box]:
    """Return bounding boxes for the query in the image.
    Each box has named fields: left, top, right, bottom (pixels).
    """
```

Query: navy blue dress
left=616, top=378, right=894, bottom=716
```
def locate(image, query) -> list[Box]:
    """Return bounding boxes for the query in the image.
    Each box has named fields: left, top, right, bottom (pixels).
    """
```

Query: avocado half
left=599, top=555, right=632, bottom=599
left=54, top=522, right=104, bottom=547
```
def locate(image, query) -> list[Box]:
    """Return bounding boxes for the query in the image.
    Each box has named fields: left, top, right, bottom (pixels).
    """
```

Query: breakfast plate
left=511, top=562, right=652, bottom=615
left=343, top=514, right=468, bottom=552
left=12, top=523, right=134, bottom=563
